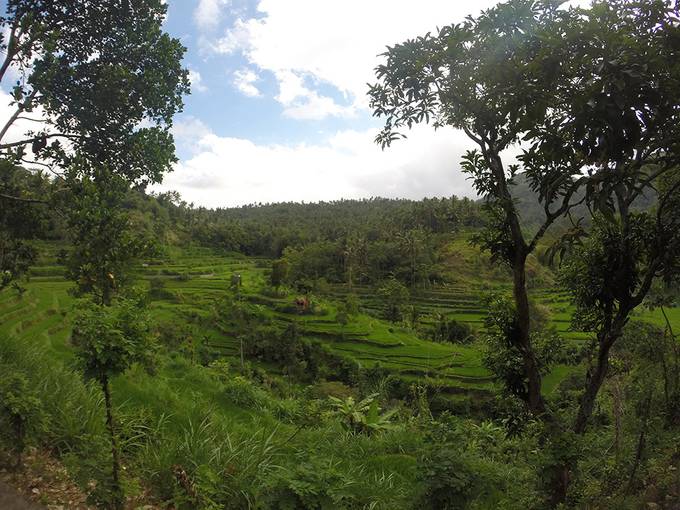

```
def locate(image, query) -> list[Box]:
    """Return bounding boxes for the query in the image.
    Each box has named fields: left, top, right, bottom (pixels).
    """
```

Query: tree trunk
left=0, top=25, right=17, bottom=84
left=12, top=416, right=25, bottom=471
left=101, top=268, right=112, bottom=306
left=661, top=306, right=680, bottom=423
left=574, top=323, right=623, bottom=435
left=102, top=375, right=123, bottom=510
left=611, top=377, right=623, bottom=460
left=627, top=389, right=653, bottom=494
left=484, top=150, right=546, bottom=416
left=660, top=334, right=671, bottom=417
left=512, top=254, right=546, bottom=415
left=550, top=322, right=625, bottom=506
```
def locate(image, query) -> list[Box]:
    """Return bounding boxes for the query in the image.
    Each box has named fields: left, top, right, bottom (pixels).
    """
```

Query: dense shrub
left=430, top=314, right=474, bottom=344
left=0, top=334, right=112, bottom=503
left=416, top=446, right=477, bottom=509
left=0, top=370, right=44, bottom=469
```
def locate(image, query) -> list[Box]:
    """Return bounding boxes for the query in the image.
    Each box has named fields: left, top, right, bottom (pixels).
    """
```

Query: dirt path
left=0, top=481, right=44, bottom=509
left=0, top=449, right=93, bottom=510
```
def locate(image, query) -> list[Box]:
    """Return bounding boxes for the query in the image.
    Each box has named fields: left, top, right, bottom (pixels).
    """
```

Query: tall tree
left=371, top=0, right=680, bottom=501
left=72, top=294, right=155, bottom=509
left=369, top=0, right=584, bottom=415
left=343, top=233, right=366, bottom=290
left=396, top=228, right=427, bottom=288
left=63, top=167, right=156, bottom=305
left=0, top=0, right=189, bottom=189
left=538, top=0, right=680, bottom=439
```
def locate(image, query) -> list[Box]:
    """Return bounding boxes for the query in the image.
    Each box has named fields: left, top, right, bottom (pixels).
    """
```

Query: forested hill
left=10, top=163, right=657, bottom=292
left=155, top=194, right=483, bottom=253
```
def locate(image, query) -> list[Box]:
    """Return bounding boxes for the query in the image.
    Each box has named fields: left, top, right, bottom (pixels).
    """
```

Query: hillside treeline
left=2, top=165, right=490, bottom=289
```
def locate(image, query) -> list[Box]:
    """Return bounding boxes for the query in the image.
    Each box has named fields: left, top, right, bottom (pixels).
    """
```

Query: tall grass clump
left=137, top=412, right=281, bottom=509
left=0, top=333, right=113, bottom=503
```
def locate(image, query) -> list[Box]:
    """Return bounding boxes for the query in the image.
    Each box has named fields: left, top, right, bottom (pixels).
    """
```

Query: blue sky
left=155, top=0, right=519, bottom=207
left=162, top=0, right=371, bottom=149
left=2, top=0, right=587, bottom=207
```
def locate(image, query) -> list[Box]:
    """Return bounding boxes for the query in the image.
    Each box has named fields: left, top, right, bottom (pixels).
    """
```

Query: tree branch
left=462, top=125, right=483, bottom=145
left=631, top=259, right=662, bottom=309
left=16, top=116, right=44, bottom=123
left=627, top=162, right=674, bottom=206
left=0, top=19, right=19, bottom=84
left=528, top=179, right=584, bottom=253
left=0, top=133, right=83, bottom=150
left=0, top=104, right=23, bottom=143
left=0, top=192, right=47, bottom=204
left=0, top=90, right=38, bottom=142
left=656, top=177, right=680, bottom=230
left=19, top=157, right=65, bottom=180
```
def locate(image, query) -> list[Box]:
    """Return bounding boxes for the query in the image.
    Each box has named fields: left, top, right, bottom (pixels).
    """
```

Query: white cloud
left=232, top=68, right=261, bottom=97
left=211, top=0, right=592, bottom=119
left=272, top=70, right=354, bottom=120
left=194, top=0, right=229, bottom=31
left=170, top=0, right=593, bottom=206
left=154, top=122, right=484, bottom=208
left=274, top=70, right=306, bottom=105
left=188, top=68, right=207, bottom=93
left=213, top=18, right=251, bottom=54
left=281, top=92, right=355, bottom=121
left=211, top=1, right=502, bottom=115
left=171, top=116, right=212, bottom=156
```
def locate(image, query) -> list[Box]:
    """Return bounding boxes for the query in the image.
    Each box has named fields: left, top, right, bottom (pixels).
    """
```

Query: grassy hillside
left=6, top=237, right=679, bottom=400
left=3, top=234, right=680, bottom=509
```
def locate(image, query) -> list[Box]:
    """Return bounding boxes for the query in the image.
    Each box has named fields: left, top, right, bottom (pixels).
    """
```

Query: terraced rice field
left=0, top=273, right=73, bottom=362
left=139, top=248, right=493, bottom=390
left=2, top=242, right=679, bottom=396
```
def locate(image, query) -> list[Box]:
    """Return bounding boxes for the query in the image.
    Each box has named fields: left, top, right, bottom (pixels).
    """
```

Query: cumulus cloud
left=232, top=68, right=261, bottom=97
left=211, top=0, right=591, bottom=119
left=171, top=116, right=213, bottom=156
left=213, top=18, right=251, bottom=54
left=169, top=0, right=591, bottom=205
left=188, top=69, right=207, bottom=93
left=194, top=0, right=229, bottom=31
left=211, top=1, right=501, bottom=114
left=155, top=122, right=486, bottom=208
left=272, top=70, right=354, bottom=120
left=281, top=92, right=355, bottom=121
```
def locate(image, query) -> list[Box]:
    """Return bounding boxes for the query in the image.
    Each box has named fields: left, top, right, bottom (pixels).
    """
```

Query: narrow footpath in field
left=0, top=481, right=44, bottom=510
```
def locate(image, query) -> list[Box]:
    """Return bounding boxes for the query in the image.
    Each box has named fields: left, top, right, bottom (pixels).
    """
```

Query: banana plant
left=328, top=393, right=397, bottom=435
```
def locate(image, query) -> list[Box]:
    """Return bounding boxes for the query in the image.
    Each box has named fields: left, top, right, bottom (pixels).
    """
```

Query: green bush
left=416, top=446, right=477, bottom=509
left=0, top=334, right=111, bottom=502
left=0, top=370, right=44, bottom=469
left=265, top=457, right=361, bottom=509
left=222, top=376, right=270, bottom=409
left=429, top=314, right=474, bottom=344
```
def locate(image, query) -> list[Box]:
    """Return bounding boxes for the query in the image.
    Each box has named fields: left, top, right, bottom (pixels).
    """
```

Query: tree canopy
left=0, top=0, right=189, bottom=185
left=369, top=0, right=586, bottom=415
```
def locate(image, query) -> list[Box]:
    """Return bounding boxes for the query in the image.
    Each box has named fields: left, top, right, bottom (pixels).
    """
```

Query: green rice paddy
left=3, top=241, right=679, bottom=398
